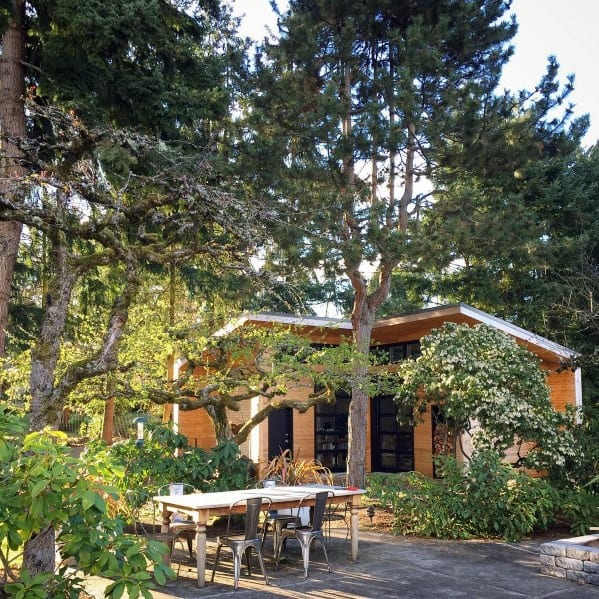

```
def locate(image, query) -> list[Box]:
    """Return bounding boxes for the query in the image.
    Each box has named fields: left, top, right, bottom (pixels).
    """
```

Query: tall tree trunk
left=29, top=229, right=77, bottom=431
left=0, top=0, right=26, bottom=357
left=347, top=293, right=376, bottom=488
left=102, top=396, right=115, bottom=444
left=25, top=232, right=76, bottom=577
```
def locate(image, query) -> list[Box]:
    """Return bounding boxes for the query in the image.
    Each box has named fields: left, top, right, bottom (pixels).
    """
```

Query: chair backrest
left=244, top=497, right=266, bottom=540
left=227, top=496, right=272, bottom=540
left=308, top=490, right=333, bottom=533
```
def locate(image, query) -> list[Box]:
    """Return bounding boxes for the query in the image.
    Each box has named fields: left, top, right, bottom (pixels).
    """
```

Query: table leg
left=161, top=509, right=171, bottom=533
left=350, top=504, right=359, bottom=562
left=195, top=523, right=207, bottom=588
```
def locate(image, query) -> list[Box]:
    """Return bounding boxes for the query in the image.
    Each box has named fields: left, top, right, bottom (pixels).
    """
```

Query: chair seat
left=170, top=520, right=195, bottom=532
left=217, top=533, right=252, bottom=544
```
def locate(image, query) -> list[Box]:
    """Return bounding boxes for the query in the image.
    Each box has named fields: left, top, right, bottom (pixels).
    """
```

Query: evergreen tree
left=0, top=0, right=26, bottom=356
left=0, top=0, right=245, bottom=357
left=246, top=0, right=522, bottom=487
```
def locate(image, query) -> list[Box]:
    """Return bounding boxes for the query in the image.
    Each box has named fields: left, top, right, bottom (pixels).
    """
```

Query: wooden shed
left=166, top=303, right=581, bottom=478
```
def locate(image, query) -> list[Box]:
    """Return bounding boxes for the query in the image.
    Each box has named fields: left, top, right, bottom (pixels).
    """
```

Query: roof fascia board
left=218, top=312, right=352, bottom=334
left=219, top=305, right=578, bottom=360
left=457, top=303, right=579, bottom=359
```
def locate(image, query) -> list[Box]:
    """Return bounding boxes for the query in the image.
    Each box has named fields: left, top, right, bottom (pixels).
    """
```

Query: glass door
left=315, top=390, right=350, bottom=472
left=371, top=395, right=414, bottom=472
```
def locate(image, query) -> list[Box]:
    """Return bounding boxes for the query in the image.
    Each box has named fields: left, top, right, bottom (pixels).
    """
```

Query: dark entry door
left=371, top=395, right=414, bottom=472
left=268, top=408, right=293, bottom=460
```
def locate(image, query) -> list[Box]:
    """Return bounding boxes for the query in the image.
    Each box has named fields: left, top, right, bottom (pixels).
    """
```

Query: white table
left=153, top=484, right=364, bottom=587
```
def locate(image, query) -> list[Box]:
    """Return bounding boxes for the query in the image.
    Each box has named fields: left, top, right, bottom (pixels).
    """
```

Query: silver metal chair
left=274, top=490, right=333, bottom=577
left=255, top=479, right=297, bottom=556
left=211, top=496, right=272, bottom=590
left=324, top=499, right=350, bottom=545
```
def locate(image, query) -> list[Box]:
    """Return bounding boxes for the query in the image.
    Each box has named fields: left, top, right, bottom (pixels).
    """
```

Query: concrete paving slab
left=82, top=530, right=599, bottom=598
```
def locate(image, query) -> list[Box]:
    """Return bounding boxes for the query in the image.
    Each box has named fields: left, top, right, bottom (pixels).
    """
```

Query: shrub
left=394, top=323, right=576, bottom=471
left=368, top=452, right=558, bottom=541
left=547, top=404, right=599, bottom=535
left=0, top=407, right=173, bottom=598
left=261, top=449, right=332, bottom=485
left=85, top=424, right=254, bottom=508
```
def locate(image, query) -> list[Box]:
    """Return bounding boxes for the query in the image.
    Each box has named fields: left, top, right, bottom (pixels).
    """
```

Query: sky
left=233, top=0, right=599, bottom=148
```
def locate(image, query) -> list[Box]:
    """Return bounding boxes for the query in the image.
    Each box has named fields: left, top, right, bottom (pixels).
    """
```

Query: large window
left=315, top=390, right=350, bottom=472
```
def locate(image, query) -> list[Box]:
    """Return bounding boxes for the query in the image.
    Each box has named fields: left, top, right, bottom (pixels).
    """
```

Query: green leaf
left=30, top=479, right=49, bottom=498
left=82, top=490, right=97, bottom=511
left=106, top=580, right=125, bottom=599
left=153, top=564, right=167, bottom=586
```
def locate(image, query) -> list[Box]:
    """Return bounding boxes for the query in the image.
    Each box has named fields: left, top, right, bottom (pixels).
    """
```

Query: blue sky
left=233, top=0, right=598, bottom=148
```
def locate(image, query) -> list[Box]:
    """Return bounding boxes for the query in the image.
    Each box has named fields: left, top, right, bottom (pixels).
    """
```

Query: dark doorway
left=371, top=395, right=414, bottom=472
left=315, top=389, right=350, bottom=472
left=268, top=408, right=293, bottom=460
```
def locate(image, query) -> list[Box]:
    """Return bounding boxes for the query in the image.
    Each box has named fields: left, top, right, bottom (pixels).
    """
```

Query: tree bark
left=22, top=527, right=56, bottom=580
left=347, top=299, right=376, bottom=488
left=102, top=396, right=115, bottom=445
left=29, top=226, right=78, bottom=431
left=0, top=0, right=26, bottom=357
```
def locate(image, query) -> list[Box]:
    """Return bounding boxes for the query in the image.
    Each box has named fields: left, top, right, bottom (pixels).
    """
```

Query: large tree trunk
left=207, top=403, right=233, bottom=445
left=29, top=233, right=77, bottom=431
left=347, top=296, right=376, bottom=488
left=0, top=0, right=26, bottom=357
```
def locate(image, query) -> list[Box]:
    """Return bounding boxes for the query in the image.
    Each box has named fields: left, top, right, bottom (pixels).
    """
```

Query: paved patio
left=83, top=528, right=599, bottom=598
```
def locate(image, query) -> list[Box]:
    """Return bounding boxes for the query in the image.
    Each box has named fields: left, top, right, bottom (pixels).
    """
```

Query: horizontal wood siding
left=294, top=409, right=315, bottom=461
left=546, top=367, right=576, bottom=412
left=413, top=405, right=434, bottom=478
left=177, top=407, right=216, bottom=449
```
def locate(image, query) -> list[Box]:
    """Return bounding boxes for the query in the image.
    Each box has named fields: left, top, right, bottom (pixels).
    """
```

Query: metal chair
left=156, top=482, right=196, bottom=558
left=323, top=474, right=350, bottom=544
left=255, top=479, right=297, bottom=556
left=274, top=490, right=333, bottom=577
left=211, top=496, right=272, bottom=590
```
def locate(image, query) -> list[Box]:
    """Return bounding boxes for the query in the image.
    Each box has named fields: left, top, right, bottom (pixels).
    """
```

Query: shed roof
left=234, top=303, right=578, bottom=365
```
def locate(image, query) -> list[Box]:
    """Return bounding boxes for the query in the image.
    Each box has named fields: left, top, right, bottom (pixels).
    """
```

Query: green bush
left=556, top=486, right=599, bottom=536
left=85, top=424, right=254, bottom=508
left=0, top=406, right=173, bottom=598
left=548, top=404, right=599, bottom=535
left=368, top=452, right=558, bottom=541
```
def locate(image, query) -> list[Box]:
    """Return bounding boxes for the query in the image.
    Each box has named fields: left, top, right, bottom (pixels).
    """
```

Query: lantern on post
left=133, top=413, right=148, bottom=447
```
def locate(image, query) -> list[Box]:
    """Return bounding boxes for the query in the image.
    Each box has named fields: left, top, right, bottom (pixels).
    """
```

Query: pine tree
left=247, top=0, right=519, bottom=487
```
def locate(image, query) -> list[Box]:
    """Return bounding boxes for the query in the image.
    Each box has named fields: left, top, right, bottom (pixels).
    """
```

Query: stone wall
left=539, top=534, right=599, bottom=586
